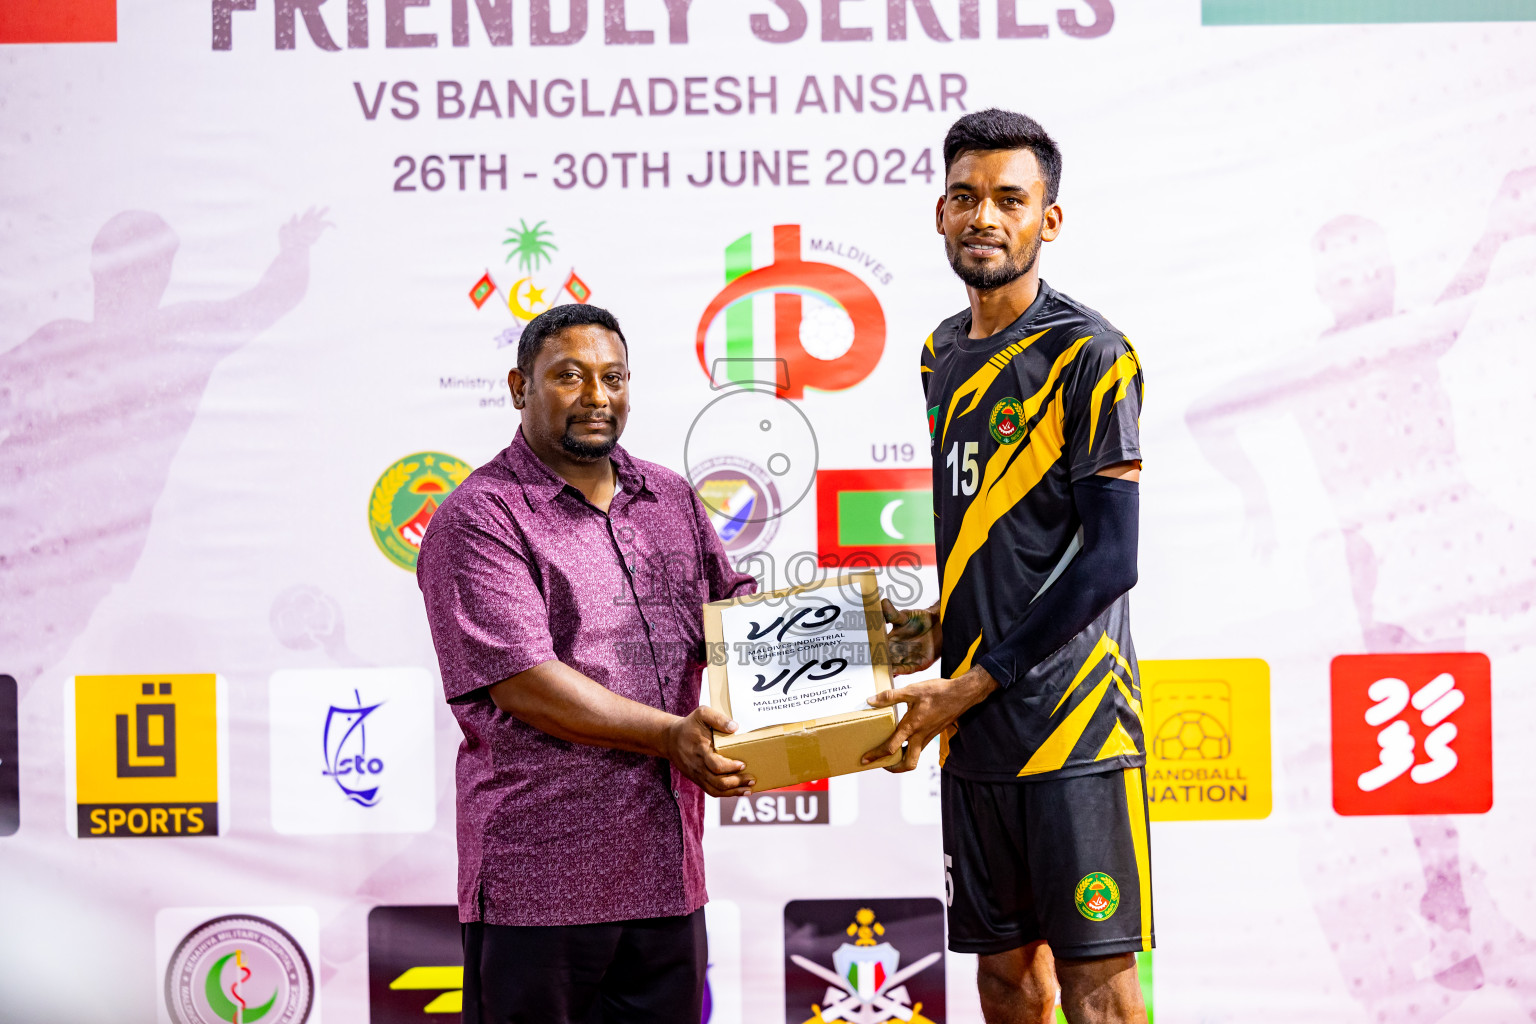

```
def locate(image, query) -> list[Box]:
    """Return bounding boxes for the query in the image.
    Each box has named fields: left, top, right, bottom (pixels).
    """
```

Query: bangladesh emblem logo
left=368, top=452, right=471, bottom=571
left=1074, top=872, right=1121, bottom=921
left=164, top=914, right=314, bottom=1024
left=926, top=404, right=939, bottom=444
left=989, top=396, right=1026, bottom=445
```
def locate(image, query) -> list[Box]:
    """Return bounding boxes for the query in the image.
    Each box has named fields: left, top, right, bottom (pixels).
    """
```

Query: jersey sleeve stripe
left=1087, top=347, right=1142, bottom=454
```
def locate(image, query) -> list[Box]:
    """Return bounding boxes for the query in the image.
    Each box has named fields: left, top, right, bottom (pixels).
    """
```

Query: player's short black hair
left=517, top=303, right=628, bottom=377
left=942, top=108, right=1062, bottom=206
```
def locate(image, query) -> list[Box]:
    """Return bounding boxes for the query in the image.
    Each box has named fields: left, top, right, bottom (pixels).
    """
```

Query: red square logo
left=1330, top=653, right=1492, bottom=816
left=0, top=0, right=116, bottom=44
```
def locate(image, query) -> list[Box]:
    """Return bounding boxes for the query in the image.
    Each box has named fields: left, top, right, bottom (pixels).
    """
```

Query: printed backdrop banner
left=3, top=2, right=1536, bottom=1022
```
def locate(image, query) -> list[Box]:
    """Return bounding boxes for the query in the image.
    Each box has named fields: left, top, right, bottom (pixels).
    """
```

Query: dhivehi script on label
left=719, top=589, right=878, bottom=734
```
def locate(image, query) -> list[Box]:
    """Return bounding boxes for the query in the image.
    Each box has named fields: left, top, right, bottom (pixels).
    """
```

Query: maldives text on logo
left=158, top=908, right=319, bottom=1024
left=269, top=668, right=436, bottom=835
left=696, top=225, right=885, bottom=399
left=1331, top=653, right=1493, bottom=816
left=368, top=453, right=470, bottom=571
left=1143, top=659, right=1271, bottom=821
left=71, top=674, right=223, bottom=838
left=816, top=468, right=935, bottom=567
left=784, top=898, right=944, bottom=1024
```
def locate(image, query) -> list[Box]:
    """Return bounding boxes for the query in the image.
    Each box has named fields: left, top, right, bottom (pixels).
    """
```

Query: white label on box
left=719, top=586, right=878, bottom=734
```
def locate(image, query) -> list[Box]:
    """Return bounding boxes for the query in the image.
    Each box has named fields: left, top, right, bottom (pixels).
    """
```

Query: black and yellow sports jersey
left=921, top=280, right=1146, bottom=782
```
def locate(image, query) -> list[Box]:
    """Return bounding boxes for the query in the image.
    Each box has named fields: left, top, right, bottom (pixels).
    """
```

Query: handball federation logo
left=988, top=397, right=1025, bottom=445
left=164, top=915, right=313, bottom=1024
left=691, top=455, right=783, bottom=554
left=1074, top=873, right=1121, bottom=921
left=695, top=225, right=885, bottom=399
left=368, top=453, right=470, bottom=571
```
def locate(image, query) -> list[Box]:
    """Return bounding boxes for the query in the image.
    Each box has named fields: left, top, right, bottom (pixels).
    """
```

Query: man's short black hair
left=517, top=302, right=627, bottom=377
left=942, top=108, right=1062, bottom=206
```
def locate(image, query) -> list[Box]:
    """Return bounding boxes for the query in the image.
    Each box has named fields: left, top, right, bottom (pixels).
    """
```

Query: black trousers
left=461, top=910, right=707, bottom=1024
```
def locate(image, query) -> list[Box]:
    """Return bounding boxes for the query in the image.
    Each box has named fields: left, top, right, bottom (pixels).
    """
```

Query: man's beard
left=560, top=428, right=618, bottom=461
left=946, top=229, right=1042, bottom=291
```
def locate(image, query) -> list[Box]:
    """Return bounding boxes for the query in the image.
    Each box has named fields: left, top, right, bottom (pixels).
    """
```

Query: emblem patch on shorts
left=988, top=397, right=1025, bottom=445
left=1074, top=872, right=1120, bottom=921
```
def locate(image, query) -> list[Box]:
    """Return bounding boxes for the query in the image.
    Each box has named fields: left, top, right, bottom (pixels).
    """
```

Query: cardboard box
left=703, top=572, right=901, bottom=792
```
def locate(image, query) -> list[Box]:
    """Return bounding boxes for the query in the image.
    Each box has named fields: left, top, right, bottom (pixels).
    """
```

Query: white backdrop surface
left=3, top=2, right=1536, bottom=1022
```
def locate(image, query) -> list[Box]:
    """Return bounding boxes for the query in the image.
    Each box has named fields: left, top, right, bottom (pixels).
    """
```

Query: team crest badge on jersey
left=927, top=405, right=939, bottom=444
left=1074, top=872, right=1120, bottom=921
left=988, top=397, right=1025, bottom=445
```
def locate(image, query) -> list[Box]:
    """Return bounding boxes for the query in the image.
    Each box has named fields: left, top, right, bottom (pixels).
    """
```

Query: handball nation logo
left=695, top=225, right=886, bottom=399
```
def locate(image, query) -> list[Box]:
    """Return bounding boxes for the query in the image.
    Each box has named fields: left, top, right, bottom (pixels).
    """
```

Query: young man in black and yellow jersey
left=864, top=109, right=1150, bottom=1024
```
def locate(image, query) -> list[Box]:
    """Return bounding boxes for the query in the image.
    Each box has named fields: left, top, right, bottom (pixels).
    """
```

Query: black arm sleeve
left=976, top=475, right=1139, bottom=691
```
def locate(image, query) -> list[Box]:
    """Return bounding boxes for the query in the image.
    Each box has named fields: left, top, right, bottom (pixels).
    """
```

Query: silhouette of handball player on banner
left=0, top=207, right=331, bottom=696
left=1188, top=168, right=1536, bottom=1019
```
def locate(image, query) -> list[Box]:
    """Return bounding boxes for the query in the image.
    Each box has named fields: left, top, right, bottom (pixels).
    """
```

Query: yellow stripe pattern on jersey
left=1124, top=767, right=1153, bottom=951
left=1088, top=347, right=1142, bottom=453
left=1017, top=632, right=1143, bottom=777
left=938, top=329, right=1049, bottom=449
left=937, top=335, right=1093, bottom=619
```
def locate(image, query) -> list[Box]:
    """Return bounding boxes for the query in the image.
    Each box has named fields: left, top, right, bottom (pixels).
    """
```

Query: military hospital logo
left=695, top=225, right=886, bottom=399
left=164, top=914, right=314, bottom=1024
left=368, top=452, right=470, bottom=571
left=270, top=668, right=436, bottom=835
left=467, top=218, right=594, bottom=349
left=1331, top=652, right=1492, bottom=816
left=1143, top=659, right=1272, bottom=822
left=72, top=674, right=221, bottom=838
left=785, top=899, right=944, bottom=1024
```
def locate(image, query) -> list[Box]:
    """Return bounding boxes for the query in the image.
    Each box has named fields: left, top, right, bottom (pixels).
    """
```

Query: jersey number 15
left=945, top=441, right=979, bottom=497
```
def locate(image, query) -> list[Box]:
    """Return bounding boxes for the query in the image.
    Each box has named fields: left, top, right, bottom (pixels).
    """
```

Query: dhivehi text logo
left=164, top=915, right=314, bottom=1024
left=368, top=453, right=470, bottom=571
left=696, top=225, right=885, bottom=398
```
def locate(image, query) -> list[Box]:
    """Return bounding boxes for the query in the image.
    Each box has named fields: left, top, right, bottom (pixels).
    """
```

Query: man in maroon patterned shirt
left=417, top=303, right=757, bottom=1023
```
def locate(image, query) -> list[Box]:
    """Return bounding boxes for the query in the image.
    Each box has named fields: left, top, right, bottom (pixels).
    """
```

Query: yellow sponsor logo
left=391, top=966, right=464, bottom=1014
left=74, top=674, right=220, bottom=837
left=1142, top=659, right=1271, bottom=821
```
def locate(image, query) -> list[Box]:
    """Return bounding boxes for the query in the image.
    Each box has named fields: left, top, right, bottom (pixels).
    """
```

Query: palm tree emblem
left=503, top=219, right=558, bottom=272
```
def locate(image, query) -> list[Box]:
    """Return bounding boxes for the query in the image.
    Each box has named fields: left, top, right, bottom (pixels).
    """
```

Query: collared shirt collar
left=504, top=428, right=649, bottom=510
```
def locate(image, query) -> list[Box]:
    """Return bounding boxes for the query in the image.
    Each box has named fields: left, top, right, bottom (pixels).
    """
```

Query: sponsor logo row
left=0, top=652, right=1493, bottom=841
left=154, top=897, right=1139, bottom=1024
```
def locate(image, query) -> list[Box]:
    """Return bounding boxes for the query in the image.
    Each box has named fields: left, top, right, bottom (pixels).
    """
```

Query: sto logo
left=1330, top=653, right=1493, bottom=816
left=695, top=225, right=885, bottom=399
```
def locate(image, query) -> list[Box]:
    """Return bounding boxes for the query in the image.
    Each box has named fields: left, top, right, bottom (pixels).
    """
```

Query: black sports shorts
left=460, top=909, right=706, bottom=1024
left=942, top=766, right=1154, bottom=959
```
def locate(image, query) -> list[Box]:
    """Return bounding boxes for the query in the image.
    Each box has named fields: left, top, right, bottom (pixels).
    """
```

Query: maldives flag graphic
left=0, top=0, right=115, bottom=43
left=816, top=468, right=934, bottom=567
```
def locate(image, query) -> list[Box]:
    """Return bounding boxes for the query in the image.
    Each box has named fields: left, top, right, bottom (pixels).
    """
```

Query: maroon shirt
left=417, top=430, right=755, bottom=926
